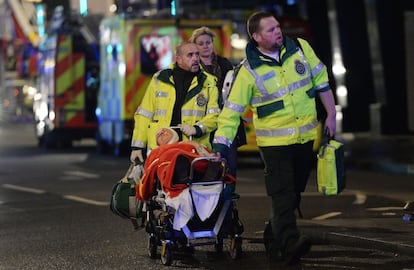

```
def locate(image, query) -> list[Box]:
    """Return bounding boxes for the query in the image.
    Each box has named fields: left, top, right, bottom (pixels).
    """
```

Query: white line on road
left=238, top=192, right=267, bottom=197
left=330, top=232, right=414, bottom=249
left=63, top=171, right=99, bottom=179
left=353, top=192, right=367, bottom=205
left=1, top=184, right=109, bottom=206
left=366, top=206, right=404, bottom=211
left=63, top=195, right=110, bottom=206
left=2, top=184, right=46, bottom=194
left=59, top=176, right=85, bottom=181
left=312, top=212, right=342, bottom=220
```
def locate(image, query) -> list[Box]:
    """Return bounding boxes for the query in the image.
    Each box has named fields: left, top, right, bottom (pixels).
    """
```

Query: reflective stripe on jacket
left=131, top=65, right=220, bottom=150
left=214, top=36, right=331, bottom=148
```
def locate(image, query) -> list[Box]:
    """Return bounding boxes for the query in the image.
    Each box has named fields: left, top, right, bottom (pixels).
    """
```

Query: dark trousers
left=227, top=141, right=238, bottom=177
left=259, top=141, right=314, bottom=253
left=211, top=119, right=246, bottom=177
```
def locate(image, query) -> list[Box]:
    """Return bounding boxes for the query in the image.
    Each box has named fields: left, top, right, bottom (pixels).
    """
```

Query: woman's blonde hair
left=190, top=26, right=216, bottom=43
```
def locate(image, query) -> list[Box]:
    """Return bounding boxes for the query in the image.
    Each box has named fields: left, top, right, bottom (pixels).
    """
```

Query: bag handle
left=124, top=163, right=136, bottom=179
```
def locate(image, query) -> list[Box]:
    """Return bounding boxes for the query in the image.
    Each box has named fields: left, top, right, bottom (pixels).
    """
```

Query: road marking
left=1, top=184, right=109, bottom=206
left=366, top=206, right=404, bottom=211
left=381, top=212, right=397, bottom=216
left=312, top=212, right=342, bottom=220
left=330, top=232, right=414, bottom=249
left=353, top=192, right=367, bottom=205
left=238, top=192, right=267, bottom=197
left=63, top=195, right=109, bottom=206
left=59, top=176, right=84, bottom=181
left=63, top=171, right=99, bottom=179
left=2, top=184, right=46, bottom=194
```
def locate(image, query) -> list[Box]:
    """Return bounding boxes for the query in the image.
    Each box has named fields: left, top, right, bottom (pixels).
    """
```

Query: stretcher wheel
left=161, top=242, right=173, bottom=266
left=230, top=236, right=242, bottom=259
left=147, top=235, right=157, bottom=259
left=214, top=237, right=223, bottom=253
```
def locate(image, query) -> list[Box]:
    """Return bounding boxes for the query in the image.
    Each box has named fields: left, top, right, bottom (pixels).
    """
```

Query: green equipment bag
left=317, top=139, right=346, bottom=196
left=110, top=163, right=145, bottom=222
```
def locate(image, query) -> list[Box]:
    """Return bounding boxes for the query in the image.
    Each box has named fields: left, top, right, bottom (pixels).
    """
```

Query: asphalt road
left=0, top=122, right=413, bottom=269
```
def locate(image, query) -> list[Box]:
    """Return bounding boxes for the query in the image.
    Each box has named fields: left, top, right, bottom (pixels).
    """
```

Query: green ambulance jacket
left=214, top=36, right=331, bottom=152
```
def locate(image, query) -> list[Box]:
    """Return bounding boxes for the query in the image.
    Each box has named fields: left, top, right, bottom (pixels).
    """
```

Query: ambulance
left=34, top=8, right=100, bottom=148
left=96, top=16, right=233, bottom=155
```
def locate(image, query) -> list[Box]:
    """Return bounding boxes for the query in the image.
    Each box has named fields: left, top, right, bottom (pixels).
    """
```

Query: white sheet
left=164, top=183, right=223, bottom=230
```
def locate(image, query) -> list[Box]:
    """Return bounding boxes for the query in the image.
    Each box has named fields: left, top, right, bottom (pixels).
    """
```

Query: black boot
left=283, top=235, right=312, bottom=266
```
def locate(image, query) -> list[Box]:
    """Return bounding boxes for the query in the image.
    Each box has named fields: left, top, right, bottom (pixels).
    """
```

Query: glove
left=130, top=149, right=144, bottom=164
left=212, top=143, right=229, bottom=160
left=180, top=125, right=197, bottom=136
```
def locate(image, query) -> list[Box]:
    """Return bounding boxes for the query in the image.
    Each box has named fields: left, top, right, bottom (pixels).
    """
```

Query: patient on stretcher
left=135, top=128, right=236, bottom=230
left=136, top=127, right=235, bottom=200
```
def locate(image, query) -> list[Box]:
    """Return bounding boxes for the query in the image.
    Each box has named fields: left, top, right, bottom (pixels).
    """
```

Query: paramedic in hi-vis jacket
left=130, top=41, right=220, bottom=164
left=213, top=11, right=336, bottom=266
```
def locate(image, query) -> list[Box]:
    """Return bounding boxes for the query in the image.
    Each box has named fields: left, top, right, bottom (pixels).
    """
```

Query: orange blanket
left=136, top=142, right=235, bottom=201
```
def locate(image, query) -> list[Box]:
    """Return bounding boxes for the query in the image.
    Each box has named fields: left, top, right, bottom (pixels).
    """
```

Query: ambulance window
left=140, top=35, right=172, bottom=76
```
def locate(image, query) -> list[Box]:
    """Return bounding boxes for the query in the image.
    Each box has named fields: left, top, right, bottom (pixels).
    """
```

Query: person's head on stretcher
left=156, top=128, right=179, bottom=146
left=155, top=127, right=212, bottom=157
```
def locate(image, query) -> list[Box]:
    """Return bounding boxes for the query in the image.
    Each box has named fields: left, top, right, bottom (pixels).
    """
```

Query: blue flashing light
left=171, top=0, right=176, bottom=16
left=106, top=44, right=113, bottom=55
left=95, top=107, right=101, bottom=117
left=116, top=44, right=123, bottom=53
left=36, top=4, right=45, bottom=37
left=80, top=0, right=88, bottom=15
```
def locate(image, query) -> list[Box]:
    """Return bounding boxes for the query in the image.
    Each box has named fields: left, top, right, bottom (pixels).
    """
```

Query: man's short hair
left=247, top=11, right=275, bottom=40
left=175, top=41, right=196, bottom=57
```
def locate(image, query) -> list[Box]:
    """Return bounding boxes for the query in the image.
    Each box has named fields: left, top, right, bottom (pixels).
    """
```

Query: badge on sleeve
left=294, top=60, right=306, bottom=75
left=196, top=93, right=207, bottom=107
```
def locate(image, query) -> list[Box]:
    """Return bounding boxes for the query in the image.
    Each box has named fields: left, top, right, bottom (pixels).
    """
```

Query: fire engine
left=34, top=7, right=100, bottom=148
left=96, top=15, right=232, bottom=155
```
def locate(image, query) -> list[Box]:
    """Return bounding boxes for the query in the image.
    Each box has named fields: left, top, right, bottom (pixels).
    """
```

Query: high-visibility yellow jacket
left=213, top=36, right=331, bottom=152
left=131, top=65, right=220, bottom=151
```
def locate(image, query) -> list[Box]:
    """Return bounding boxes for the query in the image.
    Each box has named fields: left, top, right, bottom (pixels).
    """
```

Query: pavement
left=302, top=132, right=414, bottom=257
